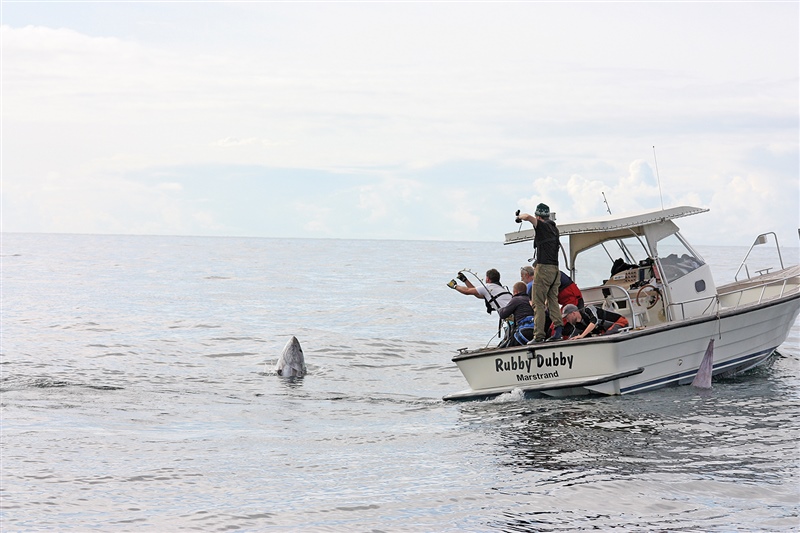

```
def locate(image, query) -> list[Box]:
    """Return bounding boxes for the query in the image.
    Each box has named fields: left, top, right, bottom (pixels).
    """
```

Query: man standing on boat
left=517, top=204, right=562, bottom=342
left=521, top=264, right=584, bottom=310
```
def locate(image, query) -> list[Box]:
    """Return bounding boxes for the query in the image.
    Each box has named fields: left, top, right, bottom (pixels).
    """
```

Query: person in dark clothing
left=498, top=282, right=535, bottom=346
left=517, top=203, right=561, bottom=342
left=562, top=303, right=629, bottom=340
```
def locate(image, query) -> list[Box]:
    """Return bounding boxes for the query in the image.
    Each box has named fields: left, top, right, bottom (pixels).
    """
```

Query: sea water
left=2, top=233, right=798, bottom=532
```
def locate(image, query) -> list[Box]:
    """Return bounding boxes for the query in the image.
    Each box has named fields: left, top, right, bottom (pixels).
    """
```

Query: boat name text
left=494, top=352, right=574, bottom=374
left=517, top=371, right=559, bottom=382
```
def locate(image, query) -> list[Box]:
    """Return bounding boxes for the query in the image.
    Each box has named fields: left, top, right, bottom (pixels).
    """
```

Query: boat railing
left=717, top=276, right=796, bottom=310
left=667, top=276, right=797, bottom=319
left=664, top=295, right=719, bottom=321
left=581, top=284, right=646, bottom=329
left=734, top=232, right=784, bottom=281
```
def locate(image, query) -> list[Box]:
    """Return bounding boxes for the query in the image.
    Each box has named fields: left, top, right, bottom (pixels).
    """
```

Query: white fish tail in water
left=275, top=336, right=306, bottom=377
left=692, top=338, right=714, bottom=389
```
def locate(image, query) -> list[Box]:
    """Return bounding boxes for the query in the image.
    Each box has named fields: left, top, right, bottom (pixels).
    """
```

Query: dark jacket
left=498, top=293, right=534, bottom=324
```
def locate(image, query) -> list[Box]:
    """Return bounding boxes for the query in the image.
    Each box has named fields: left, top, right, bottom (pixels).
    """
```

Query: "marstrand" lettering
left=517, top=371, right=559, bottom=381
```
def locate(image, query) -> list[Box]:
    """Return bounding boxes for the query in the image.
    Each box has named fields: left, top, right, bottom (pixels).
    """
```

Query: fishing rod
left=452, top=268, right=492, bottom=298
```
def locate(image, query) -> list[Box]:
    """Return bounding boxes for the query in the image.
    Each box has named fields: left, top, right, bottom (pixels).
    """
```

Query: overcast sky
left=2, top=2, right=798, bottom=247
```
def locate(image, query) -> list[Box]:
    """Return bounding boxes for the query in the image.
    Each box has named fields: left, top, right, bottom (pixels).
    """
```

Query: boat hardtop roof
left=505, top=205, right=708, bottom=244
left=504, top=205, right=710, bottom=267
left=556, top=205, right=708, bottom=235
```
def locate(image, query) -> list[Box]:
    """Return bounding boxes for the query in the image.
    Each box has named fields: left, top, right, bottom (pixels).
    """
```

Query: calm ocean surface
left=2, top=233, right=799, bottom=532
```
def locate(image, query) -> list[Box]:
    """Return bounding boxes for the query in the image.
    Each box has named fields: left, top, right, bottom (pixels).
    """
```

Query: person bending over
left=562, top=304, right=629, bottom=340
left=558, top=270, right=584, bottom=309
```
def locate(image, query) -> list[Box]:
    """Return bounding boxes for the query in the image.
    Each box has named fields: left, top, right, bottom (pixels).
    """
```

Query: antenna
left=601, top=191, right=612, bottom=214
left=652, top=146, right=665, bottom=211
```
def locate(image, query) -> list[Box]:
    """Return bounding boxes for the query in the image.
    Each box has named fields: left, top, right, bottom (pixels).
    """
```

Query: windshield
left=656, top=233, right=705, bottom=282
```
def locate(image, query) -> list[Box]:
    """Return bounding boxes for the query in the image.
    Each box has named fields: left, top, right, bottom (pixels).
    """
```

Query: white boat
left=444, top=206, right=800, bottom=400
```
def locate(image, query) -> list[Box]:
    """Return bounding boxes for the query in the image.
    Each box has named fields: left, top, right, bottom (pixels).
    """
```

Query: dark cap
left=562, top=304, right=579, bottom=318
left=535, top=203, right=550, bottom=217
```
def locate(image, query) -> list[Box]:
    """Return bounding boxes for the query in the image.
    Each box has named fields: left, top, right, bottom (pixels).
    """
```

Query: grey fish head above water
left=275, top=335, right=307, bottom=377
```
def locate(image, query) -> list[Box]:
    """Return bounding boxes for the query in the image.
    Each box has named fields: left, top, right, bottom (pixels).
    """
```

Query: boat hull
left=445, top=292, right=800, bottom=400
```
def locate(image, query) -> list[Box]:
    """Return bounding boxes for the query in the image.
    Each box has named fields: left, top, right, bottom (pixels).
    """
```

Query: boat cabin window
left=656, top=233, right=705, bottom=282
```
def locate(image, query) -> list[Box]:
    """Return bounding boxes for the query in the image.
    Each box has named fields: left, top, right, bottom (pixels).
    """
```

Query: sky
left=2, top=2, right=799, bottom=248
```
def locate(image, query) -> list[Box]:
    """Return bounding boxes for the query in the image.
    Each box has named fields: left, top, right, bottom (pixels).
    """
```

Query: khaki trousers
left=533, top=263, right=561, bottom=341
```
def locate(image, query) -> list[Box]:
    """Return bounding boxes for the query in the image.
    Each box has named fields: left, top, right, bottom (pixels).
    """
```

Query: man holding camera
left=516, top=203, right=562, bottom=342
left=449, top=268, right=512, bottom=314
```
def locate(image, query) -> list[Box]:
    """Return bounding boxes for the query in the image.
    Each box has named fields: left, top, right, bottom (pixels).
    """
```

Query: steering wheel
left=636, top=284, right=661, bottom=309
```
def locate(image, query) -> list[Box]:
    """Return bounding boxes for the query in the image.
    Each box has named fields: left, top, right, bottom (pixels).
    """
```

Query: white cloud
left=302, top=210, right=333, bottom=236
left=212, top=138, right=260, bottom=148
left=357, top=178, right=422, bottom=223
left=1, top=3, right=798, bottom=247
left=517, top=161, right=670, bottom=225
left=211, top=138, right=289, bottom=149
